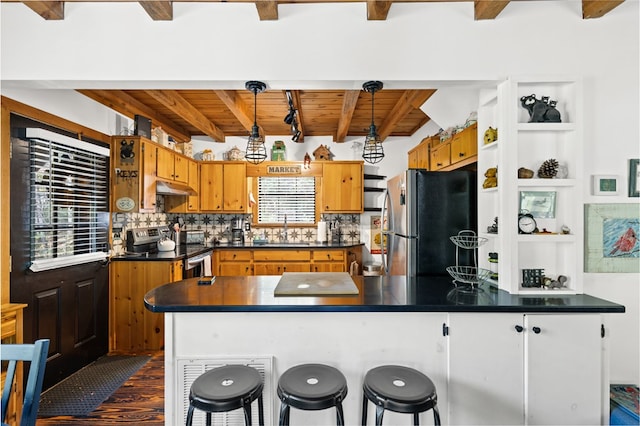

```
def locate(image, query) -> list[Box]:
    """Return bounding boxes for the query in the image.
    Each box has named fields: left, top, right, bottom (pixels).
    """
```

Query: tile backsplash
left=111, top=209, right=361, bottom=255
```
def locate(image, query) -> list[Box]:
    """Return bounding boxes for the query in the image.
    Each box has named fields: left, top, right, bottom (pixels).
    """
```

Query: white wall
left=2, top=0, right=638, bottom=384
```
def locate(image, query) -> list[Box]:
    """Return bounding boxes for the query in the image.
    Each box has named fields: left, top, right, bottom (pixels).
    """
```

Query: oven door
left=183, top=251, right=213, bottom=278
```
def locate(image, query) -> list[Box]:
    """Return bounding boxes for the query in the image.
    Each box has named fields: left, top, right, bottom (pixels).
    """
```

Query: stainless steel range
left=125, top=226, right=212, bottom=278
left=126, top=226, right=170, bottom=253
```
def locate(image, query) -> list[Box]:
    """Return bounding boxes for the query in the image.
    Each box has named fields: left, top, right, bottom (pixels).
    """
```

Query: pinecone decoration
left=538, top=158, right=559, bottom=178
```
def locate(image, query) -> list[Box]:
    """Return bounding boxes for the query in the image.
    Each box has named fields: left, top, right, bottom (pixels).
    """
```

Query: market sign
left=267, top=165, right=302, bottom=175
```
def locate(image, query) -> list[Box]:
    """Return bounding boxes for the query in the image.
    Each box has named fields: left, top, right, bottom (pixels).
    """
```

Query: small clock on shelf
left=518, top=211, right=537, bottom=234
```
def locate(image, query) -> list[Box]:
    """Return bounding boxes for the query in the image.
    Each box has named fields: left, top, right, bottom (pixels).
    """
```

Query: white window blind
left=257, top=176, right=315, bottom=224
left=27, top=129, right=110, bottom=272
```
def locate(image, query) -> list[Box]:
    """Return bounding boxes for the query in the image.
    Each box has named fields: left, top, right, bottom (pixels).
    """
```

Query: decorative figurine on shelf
left=542, top=275, right=568, bottom=289
left=226, top=146, right=243, bottom=161
left=520, top=94, right=562, bottom=123
left=313, top=144, right=333, bottom=160
left=538, top=158, right=559, bottom=178
left=518, top=167, right=534, bottom=178
left=483, top=167, right=497, bottom=189
left=561, top=225, right=571, bottom=235
left=483, top=127, right=498, bottom=144
left=271, top=141, right=286, bottom=161
left=487, top=217, right=498, bottom=234
left=303, top=152, right=311, bottom=169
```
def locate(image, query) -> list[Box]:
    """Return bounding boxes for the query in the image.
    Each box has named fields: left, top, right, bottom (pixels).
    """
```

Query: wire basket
left=446, top=266, right=492, bottom=284
left=449, top=231, right=488, bottom=249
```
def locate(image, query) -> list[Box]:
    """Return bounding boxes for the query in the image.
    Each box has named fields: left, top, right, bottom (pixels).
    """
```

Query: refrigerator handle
left=381, top=189, right=390, bottom=274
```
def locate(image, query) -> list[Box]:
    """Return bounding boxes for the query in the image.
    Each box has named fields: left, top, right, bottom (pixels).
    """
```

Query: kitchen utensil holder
left=446, top=230, right=490, bottom=288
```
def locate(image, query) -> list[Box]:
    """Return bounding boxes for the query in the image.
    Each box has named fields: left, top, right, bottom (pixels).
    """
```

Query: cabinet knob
left=532, top=326, right=541, bottom=334
left=459, top=152, right=465, bottom=157
left=437, top=163, right=442, bottom=166
left=515, top=325, right=524, bottom=333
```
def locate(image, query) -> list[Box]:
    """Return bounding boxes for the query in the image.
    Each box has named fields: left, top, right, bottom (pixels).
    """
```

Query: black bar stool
left=186, top=364, right=265, bottom=426
left=277, top=363, right=348, bottom=425
left=361, top=365, right=441, bottom=426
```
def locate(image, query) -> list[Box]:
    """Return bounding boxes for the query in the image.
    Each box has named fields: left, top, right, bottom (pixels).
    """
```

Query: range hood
left=156, top=180, right=197, bottom=196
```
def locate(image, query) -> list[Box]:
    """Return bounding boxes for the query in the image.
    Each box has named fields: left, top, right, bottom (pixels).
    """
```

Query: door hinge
left=442, top=323, right=449, bottom=336
left=601, top=324, right=605, bottom=338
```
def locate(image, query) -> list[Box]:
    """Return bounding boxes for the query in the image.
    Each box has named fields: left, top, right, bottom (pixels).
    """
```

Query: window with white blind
left=27, top=128, right=110, bottom=272
left=257, top=176, right=315, bottom=224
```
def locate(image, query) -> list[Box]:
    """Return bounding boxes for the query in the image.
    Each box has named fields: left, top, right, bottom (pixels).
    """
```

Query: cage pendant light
left=245, top=81, right=268, bottom=164
left=362, top=80, right=384, bottom=164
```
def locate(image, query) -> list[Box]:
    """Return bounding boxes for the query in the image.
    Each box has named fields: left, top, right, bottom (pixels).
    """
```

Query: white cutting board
left=274, top=272, right=359, bottom=296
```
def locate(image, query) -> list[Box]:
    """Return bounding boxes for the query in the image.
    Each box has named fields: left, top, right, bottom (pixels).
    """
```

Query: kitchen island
left=145, top=275, right=624, bottom=425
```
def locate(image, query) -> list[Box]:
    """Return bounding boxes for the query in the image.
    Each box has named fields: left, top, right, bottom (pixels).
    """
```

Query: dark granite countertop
left=111, top=242, right=363, bottom=262
left=144, top=274, right=625, bottom=314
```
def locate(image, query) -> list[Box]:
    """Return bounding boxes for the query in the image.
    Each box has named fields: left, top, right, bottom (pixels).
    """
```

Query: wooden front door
left=9, top=116, right=109, bottom=390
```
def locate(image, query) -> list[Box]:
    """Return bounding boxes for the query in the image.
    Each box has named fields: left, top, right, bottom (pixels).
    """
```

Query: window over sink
left=257, top=176, right=315, bottom=224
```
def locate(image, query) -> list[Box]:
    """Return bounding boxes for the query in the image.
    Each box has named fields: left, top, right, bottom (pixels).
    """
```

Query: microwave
left=179, top=230, right=205, bottom=245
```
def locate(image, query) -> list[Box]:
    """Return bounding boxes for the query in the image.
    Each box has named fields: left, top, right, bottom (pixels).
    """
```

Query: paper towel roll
left=317, top=221, right=327, bottom=243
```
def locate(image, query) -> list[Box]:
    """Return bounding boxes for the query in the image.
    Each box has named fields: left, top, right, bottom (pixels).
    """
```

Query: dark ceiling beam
left=378, top=89, right=436, bottom=141
left=139, top=1, right=173, bottom=20
left=367, top=1, right=392, bottom=20
left=255, top=1, right=278, bottom=20
left=335, top=90, right=360, bottom=142
left=582, top=0, right=624, bottom=18
left=289, top=90, right=305, bottom=142
left=145, top=90, right=226, bottom=142
left=22, top=1, right=64, bottom=20
left=77, top=89, right=191, bottom=142
left=474, top=1, right=509, bottom=20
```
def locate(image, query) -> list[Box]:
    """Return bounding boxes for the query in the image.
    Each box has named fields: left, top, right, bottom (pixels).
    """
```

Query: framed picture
left=592, top=175, right=619, bottom=195
left=519, top=191, right=557, bottom=218
left=585, top=203, right=640, bottom=273
left=629, top=159, right=640, bottom=197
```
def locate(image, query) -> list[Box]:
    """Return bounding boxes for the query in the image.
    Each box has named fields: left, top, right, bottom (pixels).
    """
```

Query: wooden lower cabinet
left=216, top=250, right=253, bottom=276
left=214, top=248, right=355, bottom=276
left=109, top=260, right=182, bottom=352
left=1, top=304, right=26, bottom=426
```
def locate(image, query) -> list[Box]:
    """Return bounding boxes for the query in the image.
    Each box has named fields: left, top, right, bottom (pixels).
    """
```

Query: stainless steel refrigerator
left=381, top=169, right=477, bottom=276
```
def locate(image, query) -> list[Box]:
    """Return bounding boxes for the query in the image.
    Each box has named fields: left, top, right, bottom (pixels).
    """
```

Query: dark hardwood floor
left=37, top=352, right=164, bottom=425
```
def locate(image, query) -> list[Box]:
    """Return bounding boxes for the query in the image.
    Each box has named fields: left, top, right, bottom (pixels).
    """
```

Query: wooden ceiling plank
left=255, top=1, right=278, bottom=20
left=146, top=90, right=225, bottom=142
left=582, top=0, right=624, bottom=18
left=77, top=89, right=191, bottom=142
left=335, top=90, right=360, bottom=142
left=474, top=1, right=509, bottom=20
left=23, top=1, right=64, bottom=20
left=367, top=0, right=392, bottom=20
left=139, top=1, right=173, bottom=21
left=214, top=90, right=254, bottom=131
left=378, top=90, right=436, bottom=141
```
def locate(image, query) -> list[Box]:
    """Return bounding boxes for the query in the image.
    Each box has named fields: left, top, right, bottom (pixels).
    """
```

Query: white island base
left=163, top=311, right=607, bottom=426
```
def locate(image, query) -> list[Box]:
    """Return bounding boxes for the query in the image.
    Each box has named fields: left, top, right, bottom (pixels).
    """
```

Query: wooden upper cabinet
left=186, top=159, right=199, bottom=211
left=200, top=162, right=224, bottom=211
left=157, top=146, right=188, bottom=184
left=111, top=136, right=157, bottom=213
left=321, top=161, right=363, bottom=213
left=222, top=162, right=247, bottom=212
left=200, top=162, right=247, bottom=213
left=450, top=123, right=477, bottom=164
left=430, top=142, right=451, bottom=171
left=408, top=137, right=430, bottom=169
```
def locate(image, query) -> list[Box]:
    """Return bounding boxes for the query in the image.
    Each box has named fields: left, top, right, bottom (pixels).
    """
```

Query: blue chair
left=1, top=339, right=50, bottom=426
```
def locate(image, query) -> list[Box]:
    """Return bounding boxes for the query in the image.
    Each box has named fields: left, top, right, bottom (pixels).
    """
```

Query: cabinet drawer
left=1, top=312, right=17, bottom=340
left=218, top=251, right=252, bottom=262
left=253, top=250, right=311, bottom=262
left=313, top=250, right=345, bottom=262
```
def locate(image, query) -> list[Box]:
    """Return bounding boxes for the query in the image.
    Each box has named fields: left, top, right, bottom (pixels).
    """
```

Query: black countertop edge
left=111, top=242, right=363, bottom=261
left=144, top=303, right=625, bottom=314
